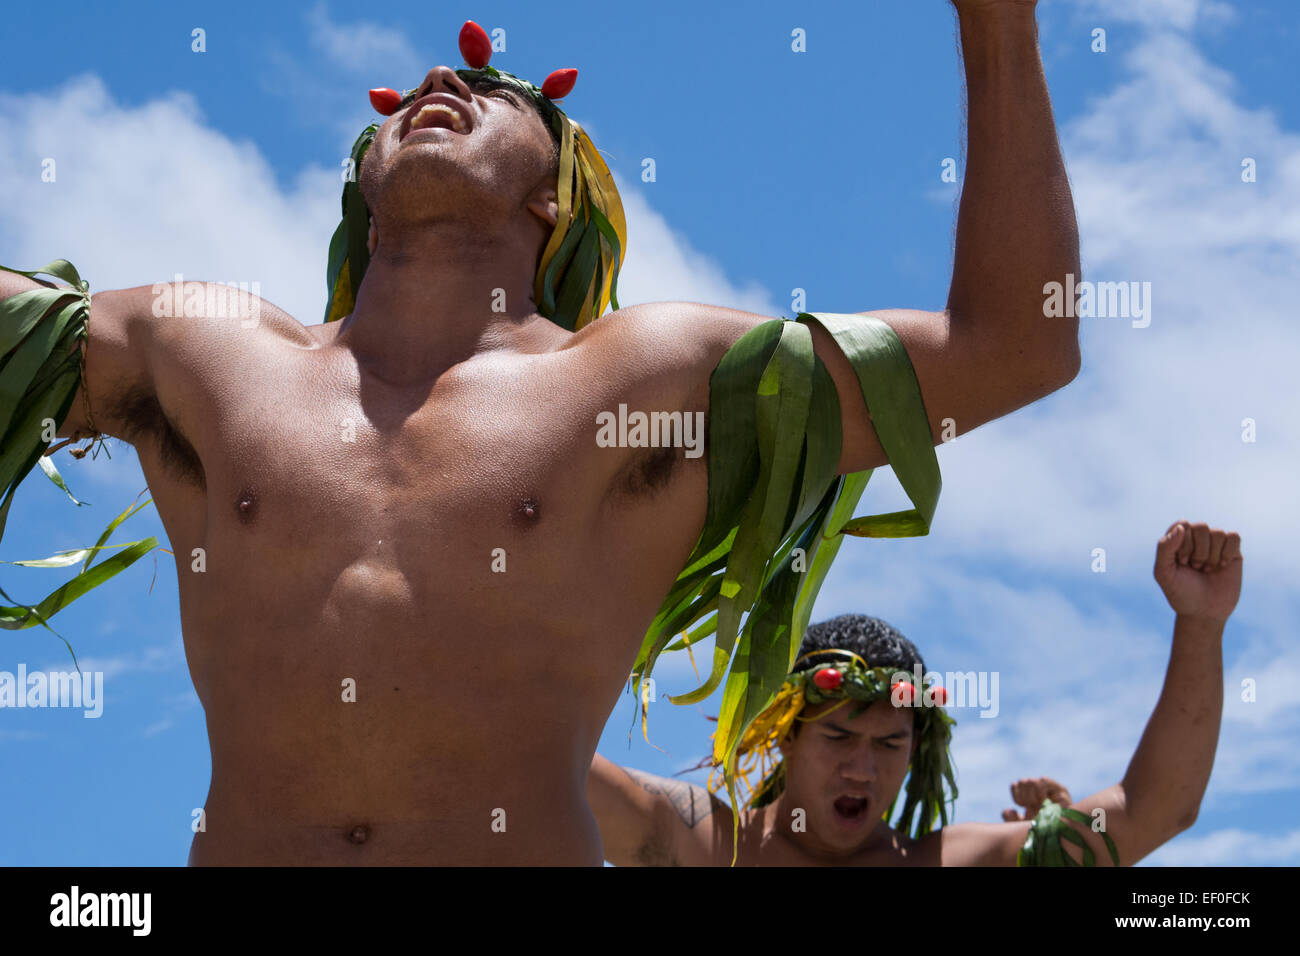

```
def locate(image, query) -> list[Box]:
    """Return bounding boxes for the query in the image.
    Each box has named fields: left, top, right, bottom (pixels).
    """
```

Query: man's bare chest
left=181, top=356, right=600, bottom=542
left=137, top=339, right=698, bottom=567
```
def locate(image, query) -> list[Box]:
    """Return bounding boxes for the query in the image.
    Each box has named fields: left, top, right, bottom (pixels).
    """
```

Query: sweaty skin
left=3, top=2, right=1079, bottom=864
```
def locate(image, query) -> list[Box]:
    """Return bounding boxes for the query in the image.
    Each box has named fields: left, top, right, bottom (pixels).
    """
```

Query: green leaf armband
left=1, top=260, right=157, bottom=657
left=632, top=311, right=942, bottom=817
left=1018, top=799, right=1122, bottom=867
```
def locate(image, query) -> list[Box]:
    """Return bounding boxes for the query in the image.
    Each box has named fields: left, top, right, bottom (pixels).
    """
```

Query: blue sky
left=2, top=0, right=1297, bottom=865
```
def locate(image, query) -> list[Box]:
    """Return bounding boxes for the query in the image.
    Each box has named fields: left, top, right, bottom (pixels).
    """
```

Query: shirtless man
left=0, top=0, right=1078, bottom=864
left=588, top=521, right=1241, bottom=865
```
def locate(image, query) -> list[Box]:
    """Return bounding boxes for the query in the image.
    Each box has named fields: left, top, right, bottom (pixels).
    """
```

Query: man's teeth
left=411, top=103, right=467, bottom=133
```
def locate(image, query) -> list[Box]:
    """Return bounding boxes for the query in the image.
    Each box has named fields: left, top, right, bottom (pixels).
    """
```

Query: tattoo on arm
left=623, top=768, right=715, bottom=829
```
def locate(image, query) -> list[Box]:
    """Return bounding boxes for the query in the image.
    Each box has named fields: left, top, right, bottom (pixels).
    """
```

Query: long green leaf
left=1, top=258, right=161, bottom=657
left=1, top=540, right=137, bottom=568
left=38, top=456, right=86, bottom=506
left=671, top=321, right=813, bottom=707
left=0, top=536, right=157, bottom=630
left=81, top=492, right=153, bottom=573
left=797, top=312, right=941, bottom=535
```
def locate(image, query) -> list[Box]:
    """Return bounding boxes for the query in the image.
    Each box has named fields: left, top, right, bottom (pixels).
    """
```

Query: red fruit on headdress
left=541, top=68, right=577, bottom=100
left=459, top=20, right=492, bottom=69
left=812, top=668, right=843, bottom=691
left=927, top=684, right=948, bottom=706
left=369, top=88, right=402, bottom=116
left=892, top=681, right=916, bottom=706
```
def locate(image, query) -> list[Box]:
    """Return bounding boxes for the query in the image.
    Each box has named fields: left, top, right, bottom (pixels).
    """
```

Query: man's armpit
left=618, top=767, right=722, bottom=867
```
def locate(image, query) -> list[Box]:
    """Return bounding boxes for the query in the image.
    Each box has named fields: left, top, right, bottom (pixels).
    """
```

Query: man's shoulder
left=564, top=301, right=782, bottom=407
left=570, top=301, right=778, bottom=358
left=99, top=281, right=318, bottom=352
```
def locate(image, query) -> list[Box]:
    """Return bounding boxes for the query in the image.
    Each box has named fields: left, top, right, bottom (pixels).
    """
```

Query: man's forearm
left=1120, top=615, right=1225, bottom=839
left=947, top=4, right=1080, bottom=376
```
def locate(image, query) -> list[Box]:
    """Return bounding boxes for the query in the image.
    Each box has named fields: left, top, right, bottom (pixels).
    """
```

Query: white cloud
left=304, top=2, right=423, bottom=77
left=0, top=74, right=339, bottom=326
left=266, top=3, right=428, bottom=144
left=891, top=25, right=1300, bottom=588
left=142, top=717, right=174, bottom=737
left=38, top=640, right=184, bottom=680
left=1145, top=826, right=1300, bottom=865
left=612, top=177, right=781, bottom=316
left=1068, top=0, right=1236, bottom=31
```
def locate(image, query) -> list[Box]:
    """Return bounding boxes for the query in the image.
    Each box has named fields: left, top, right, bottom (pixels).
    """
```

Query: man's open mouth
left=833, top=795, right=870, bottom=822
left=401, top=94, right=473, bottom=139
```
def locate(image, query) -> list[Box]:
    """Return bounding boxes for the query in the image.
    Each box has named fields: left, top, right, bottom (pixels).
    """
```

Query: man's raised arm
left=602, top=0, right=1080, bottom=476
left=943, top=0, right=1080, bottom=379
left=943, top=521, right=1241, bottom=866
left=827, top=0, right=1079, bottom=473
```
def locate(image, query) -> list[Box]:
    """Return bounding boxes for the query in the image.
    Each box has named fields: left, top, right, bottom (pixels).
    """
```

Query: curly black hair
left=794, top=613, right=926, bottom=676
left=790, top=614, right=928, bottom=738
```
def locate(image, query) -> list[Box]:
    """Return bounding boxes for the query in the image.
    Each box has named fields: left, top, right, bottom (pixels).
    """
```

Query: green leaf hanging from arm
left=796, top=312, right=941, bottom=538
left=1, top=259, right=161, bottom=655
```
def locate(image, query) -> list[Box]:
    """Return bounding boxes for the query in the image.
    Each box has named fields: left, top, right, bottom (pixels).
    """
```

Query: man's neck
left=335, top=224, right=566, bottom=385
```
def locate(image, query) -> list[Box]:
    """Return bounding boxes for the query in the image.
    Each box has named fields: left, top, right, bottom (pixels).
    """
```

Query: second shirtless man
left=590, top=521, right=1240, bottom=865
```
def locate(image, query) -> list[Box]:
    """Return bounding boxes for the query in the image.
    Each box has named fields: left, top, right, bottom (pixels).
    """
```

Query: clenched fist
left=1154, top=521, right=1243, bottom=624
left=1001, top=776, right=1072, bottom=822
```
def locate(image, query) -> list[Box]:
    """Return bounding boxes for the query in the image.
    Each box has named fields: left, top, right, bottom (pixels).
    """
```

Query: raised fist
left=1154, top=521, right=1243, bottom=624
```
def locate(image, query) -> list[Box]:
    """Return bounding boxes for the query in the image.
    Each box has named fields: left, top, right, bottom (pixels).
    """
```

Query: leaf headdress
left=324, top=20, right=626, bottom=333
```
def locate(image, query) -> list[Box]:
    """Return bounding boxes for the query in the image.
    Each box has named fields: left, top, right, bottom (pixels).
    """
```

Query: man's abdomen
left=187, top=784, right=603, bottom=865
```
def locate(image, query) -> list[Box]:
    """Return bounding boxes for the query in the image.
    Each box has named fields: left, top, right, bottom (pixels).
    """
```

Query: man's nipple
left=235, top=488, right=257, bottom=524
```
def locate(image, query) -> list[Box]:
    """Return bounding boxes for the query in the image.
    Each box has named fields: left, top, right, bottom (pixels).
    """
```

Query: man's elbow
left=1048, top=339, right=1082, bottom=390
left=1037, top=299, right=1083, bottom=385
left=1011, top=345, right=1080, bottom=409
left=1173, top=805, right=1199, bottom=835
left=960, top=308, right=1081, bottom=406
left=1139, top=804, right=1200, bottom=858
